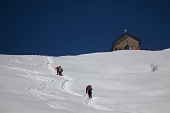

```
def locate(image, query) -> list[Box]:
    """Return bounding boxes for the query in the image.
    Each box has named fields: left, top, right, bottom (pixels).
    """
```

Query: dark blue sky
left=1, top=0, right=170, bottom=56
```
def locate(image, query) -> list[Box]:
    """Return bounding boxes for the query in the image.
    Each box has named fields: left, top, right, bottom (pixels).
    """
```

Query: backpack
left=87, top=85, right=91, bottom=89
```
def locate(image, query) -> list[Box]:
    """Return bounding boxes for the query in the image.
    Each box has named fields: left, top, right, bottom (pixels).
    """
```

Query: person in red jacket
left=86, top=85, right=93, bottom=99
left=55, top=67, right=59, bottom=75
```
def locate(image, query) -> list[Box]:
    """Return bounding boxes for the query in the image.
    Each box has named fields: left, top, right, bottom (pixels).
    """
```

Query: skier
left=86, top=85, right=93, bottom=99
left=58, top=66, right=63, bottom=76
left=55, top=67, right=59, bottom=75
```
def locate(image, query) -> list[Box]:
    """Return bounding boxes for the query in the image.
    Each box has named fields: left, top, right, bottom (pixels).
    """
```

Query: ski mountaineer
left=58, top=66, right=63, bottom=76
left=55, top=67, right=59, bottom=75
left=86, top=85, right=93, bottom=99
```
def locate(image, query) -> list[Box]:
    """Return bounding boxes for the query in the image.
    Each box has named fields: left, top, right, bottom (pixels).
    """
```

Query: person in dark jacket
left=86, top=85, right=93, bottom=98
left=58, top=66, right=63, bottom=76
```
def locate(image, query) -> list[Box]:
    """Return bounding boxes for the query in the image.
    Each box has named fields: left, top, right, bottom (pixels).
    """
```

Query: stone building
left=110, top=30, right=141, bottom=51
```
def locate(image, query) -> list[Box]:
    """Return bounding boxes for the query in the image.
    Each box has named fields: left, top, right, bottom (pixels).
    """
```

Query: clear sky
left=1, top=0, right=170, bottom=56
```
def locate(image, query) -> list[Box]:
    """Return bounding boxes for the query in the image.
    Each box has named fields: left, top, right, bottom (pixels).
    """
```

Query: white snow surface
left=0, top=50, right=170, bottom=113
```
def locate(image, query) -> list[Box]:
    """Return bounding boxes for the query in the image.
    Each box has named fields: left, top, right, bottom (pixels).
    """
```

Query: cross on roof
left=124, top=29, right=128, bottom=33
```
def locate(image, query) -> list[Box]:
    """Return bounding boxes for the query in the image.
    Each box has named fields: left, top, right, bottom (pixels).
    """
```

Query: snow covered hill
left=0, top=50, right=170, bottom=113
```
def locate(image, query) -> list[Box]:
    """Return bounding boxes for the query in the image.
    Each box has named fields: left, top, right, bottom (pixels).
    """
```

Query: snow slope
left=0, top=50, right=170, bottom=113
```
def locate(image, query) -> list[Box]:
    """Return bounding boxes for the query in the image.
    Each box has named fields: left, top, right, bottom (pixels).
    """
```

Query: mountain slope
left=0, top=50, right=170, bottom=113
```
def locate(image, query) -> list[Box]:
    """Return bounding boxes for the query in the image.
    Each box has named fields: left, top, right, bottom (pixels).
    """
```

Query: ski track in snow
left=8, top=58, right=21, bottom=63
left=61, top=76, right=82, bottom=96
left=29, top=63, right=36, bottom=67
left=45, top=56, right=55, bottom=74
left=83, top=97, right=114, bottom=111
left=83, top=97, right=140, bottom=113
